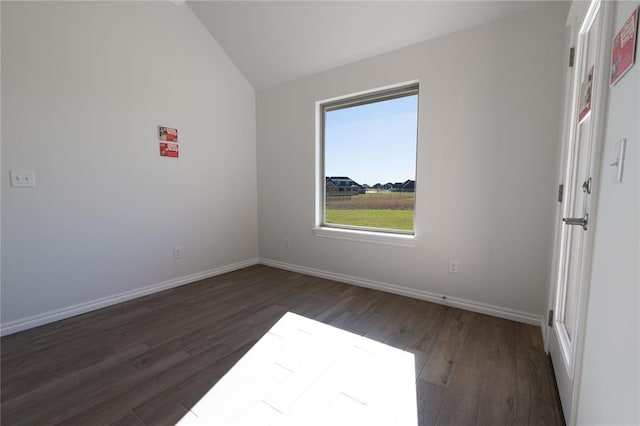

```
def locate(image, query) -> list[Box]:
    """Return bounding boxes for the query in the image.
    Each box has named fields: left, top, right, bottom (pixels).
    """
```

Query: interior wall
left=257, top=2, right=569, bottom=320
left=1, top=1, right=258, bottom=332
left=575, top=1, right=640, bottom=423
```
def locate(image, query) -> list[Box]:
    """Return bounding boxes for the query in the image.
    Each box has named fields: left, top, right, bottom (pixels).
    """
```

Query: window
left=319, top=83, right=419, bottom=236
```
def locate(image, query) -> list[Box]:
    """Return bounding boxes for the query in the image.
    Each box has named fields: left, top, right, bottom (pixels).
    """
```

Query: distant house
left=326, top=176, right=365, bottom=195
left=400, top=179, right=415, bottom=192
left=389, top=179, right=415, bottom=192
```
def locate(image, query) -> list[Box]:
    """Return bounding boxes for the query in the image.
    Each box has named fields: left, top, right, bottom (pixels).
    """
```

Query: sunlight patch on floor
left=177, top=312, right=417, bottom=425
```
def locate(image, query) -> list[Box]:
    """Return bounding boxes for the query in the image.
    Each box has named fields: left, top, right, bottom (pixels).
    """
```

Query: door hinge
left=569, top=47, right=575, bottom=67
left=558, top=184, right=564, bottom=203
left=548, top=310, right=554, bottom=327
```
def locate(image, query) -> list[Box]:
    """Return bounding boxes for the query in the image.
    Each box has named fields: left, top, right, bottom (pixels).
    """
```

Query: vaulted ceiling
left=187, top=1, right=553, bottom=90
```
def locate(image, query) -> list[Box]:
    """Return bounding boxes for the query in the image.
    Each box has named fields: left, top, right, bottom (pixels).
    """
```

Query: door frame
left=544, top=0, right=614, bottom=424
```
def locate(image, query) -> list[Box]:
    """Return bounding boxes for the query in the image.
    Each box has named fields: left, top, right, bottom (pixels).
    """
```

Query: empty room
left=1, top=1, right=638, bottom=425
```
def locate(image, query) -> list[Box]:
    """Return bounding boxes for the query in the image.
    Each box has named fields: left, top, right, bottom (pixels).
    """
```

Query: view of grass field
left=325, top=192, right=414, bottom=231
left=325, top=209, right=414, bottom=230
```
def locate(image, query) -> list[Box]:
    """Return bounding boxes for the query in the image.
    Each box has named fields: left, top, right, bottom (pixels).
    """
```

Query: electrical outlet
left=448, top=260, right=459, bottom=274
left=283, top=237, right=290, bottom=248
left=10, top=170, right=36, bottom=187
left=174, top=246, right=183, bottom=259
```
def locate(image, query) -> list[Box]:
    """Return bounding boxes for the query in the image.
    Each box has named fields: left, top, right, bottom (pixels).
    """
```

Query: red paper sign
left=610, top=7, right=638, bottom=85
left=578, top=66, right=594, bottom=122
left=160, top=142, right=179, bottom=158
left=159, top=126, right=179, bottom=142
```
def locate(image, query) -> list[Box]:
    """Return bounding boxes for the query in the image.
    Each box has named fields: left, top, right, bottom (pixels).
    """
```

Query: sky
left=325, top=94, right=418, bottom=186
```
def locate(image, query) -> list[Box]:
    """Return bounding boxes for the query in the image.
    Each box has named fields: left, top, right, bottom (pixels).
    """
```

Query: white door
left=548, top=0, right=612, bottom=424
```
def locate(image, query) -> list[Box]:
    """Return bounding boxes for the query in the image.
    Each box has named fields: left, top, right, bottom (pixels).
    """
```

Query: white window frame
left=313, top=81, right=419, bottom=247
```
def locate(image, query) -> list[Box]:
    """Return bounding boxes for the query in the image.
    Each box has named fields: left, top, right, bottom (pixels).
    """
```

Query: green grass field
left=326, top=209, right=414, bottom=231
left=326, top=192, right=414, bottom=210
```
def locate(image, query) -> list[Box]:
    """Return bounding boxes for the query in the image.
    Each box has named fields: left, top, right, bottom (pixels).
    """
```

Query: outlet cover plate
left=10, top=170, right=36, bottom=187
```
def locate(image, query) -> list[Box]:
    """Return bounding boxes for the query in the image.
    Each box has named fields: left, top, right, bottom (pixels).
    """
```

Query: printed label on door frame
left=578, top=66, right=594, bottom=122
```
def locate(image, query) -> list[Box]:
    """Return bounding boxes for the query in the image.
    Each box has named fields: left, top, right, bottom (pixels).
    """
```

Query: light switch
left=609, top=139, right=626, bottom=183
left=10, top=170, right=36, bottom=187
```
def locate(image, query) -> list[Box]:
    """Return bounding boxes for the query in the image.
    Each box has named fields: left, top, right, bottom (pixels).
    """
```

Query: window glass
left=322, top=85, right=418, bottom=234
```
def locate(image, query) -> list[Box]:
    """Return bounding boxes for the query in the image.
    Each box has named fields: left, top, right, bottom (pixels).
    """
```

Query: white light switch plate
left=10, top=170, right=36, bottom=187
left=615, top=138, right=626, bottom=183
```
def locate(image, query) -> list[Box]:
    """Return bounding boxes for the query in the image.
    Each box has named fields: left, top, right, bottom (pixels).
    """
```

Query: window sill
left=312, top=226, right=417, bottom=247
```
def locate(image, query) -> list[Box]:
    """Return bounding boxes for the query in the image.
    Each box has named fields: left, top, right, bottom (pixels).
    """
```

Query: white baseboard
left=259, top=258, right=543, bottom=326
left=1, top=257, right=544, bottom=337
left=0, top=258, right=260, bottom=336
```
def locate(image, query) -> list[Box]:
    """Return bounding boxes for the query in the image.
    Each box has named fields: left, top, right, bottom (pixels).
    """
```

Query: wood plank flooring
left=1, top=265, right=564, bottom=425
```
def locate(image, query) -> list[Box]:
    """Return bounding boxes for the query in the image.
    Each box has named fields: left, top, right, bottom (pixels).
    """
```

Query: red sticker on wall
left=160, top=142, right=179, bottom=158
left=611, top=7, right=638, bottom=85
left=159, top=126, right=178, bottom=142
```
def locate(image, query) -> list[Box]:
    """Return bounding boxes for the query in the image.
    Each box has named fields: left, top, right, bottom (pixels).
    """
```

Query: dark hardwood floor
left=1, top=265, right=564, bottom=425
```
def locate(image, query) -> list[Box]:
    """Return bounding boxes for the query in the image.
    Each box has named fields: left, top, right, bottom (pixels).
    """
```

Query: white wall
left=1, top=1, right=258, bottom=333
left=256, top=2, right=569, bottom=321
left=575, top=1, right=640, bottom=424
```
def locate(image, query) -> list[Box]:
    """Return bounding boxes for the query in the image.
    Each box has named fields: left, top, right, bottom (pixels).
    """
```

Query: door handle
left=563, top=213, right=589, bottom=230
